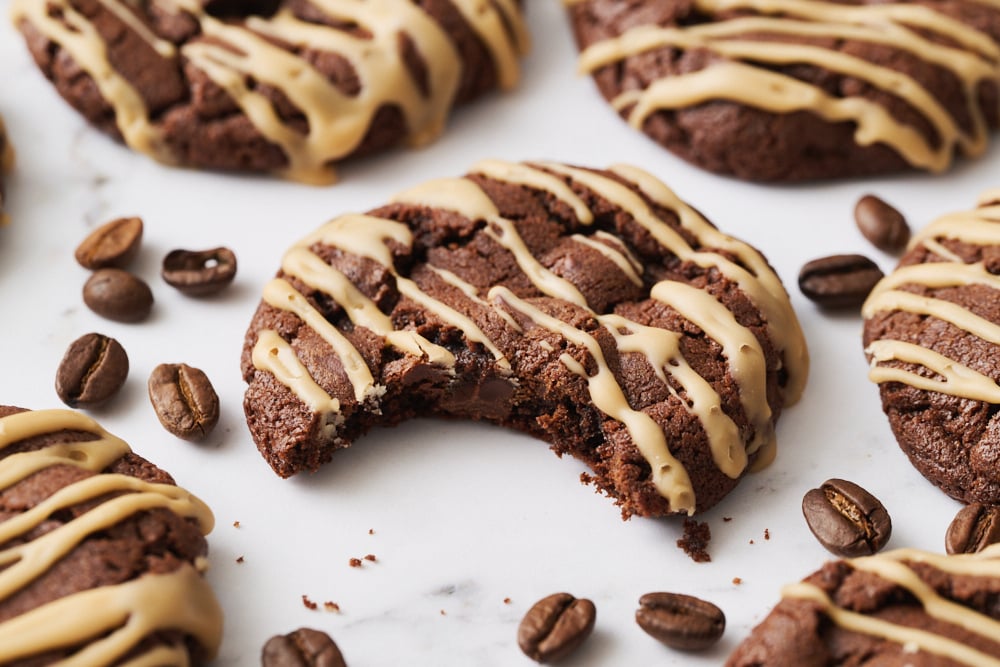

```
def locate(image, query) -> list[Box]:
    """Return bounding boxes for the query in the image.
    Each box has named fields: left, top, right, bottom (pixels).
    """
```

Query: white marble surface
left=2, top=2, right=1000, bottom=665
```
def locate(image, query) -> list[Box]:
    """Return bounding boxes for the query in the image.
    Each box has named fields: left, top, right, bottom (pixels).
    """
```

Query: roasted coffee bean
left=74, top=216, right=144, bottom=269
left=802, top=479, right=892, bottom=557
left=55, top=333, right=129, bottom=408
left=517, top=593, right=596, bottom=663
left=798, top=254, right=884, bottom=309
left=83, top=268, right=154, bottom=322
left=162, top=247, right=237, bottom=296
left=854, top=195, right=910, bottom=253
left=148, top=363, right=219, bottom=440
left=635, top=592, right=725, bottom=651
left=261, top=627, right=347, bottom=667
left=945, top=503, right=1000, bottom=554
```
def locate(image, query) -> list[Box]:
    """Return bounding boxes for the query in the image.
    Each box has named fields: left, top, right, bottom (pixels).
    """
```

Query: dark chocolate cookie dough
left=0, top=406, right=222, bottom=665
left=727, top=546, right=1000, bottom=666
left=12, top=0, right=529, bottom=183
left=863, top=191, right=1000, bottom=505
left=241, top=160, right=808, bottom=518
left=566, top=0, right=1000, bottom=182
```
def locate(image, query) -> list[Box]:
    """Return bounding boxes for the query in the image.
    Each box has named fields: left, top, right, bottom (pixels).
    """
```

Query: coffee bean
left=517, top=593, right=596, bottom=663
left=148, top=363, right=219, bottom=440
left=162, top=247, right=237, bottom=296
left=798, top=254, right=884, bottom=309
left=854, top=195, right=910, bottom=253
left=635, top=592, right=725, bottom=651
left=83, top=268, right=154, bottom=322
left=55, top=333, right=129, bottom=408
left=945, top=503, right=1000, bottom=554
left=802, top=479, right=892, bottom=557
left=74, top=216, right=143, bottom=269
left=262, top=627, right=347, bottom=667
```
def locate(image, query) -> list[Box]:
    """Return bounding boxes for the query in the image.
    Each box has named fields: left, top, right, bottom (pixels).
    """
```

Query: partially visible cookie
left=863, top=193, right=1000, bottom=504
left=0, top=115, right=12, bottom=225
left=12, top=0, right=529, bottom=183
left=727, top=546, right=1000, bottom=665
left=241, top=160, right=808, bottom=518
left=0, top=406, right=223, bottom=665
left=567, top=0, right=1000, bottom=181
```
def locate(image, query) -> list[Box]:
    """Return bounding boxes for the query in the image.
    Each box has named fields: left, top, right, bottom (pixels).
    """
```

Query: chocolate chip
left=802, top=479, right=892, bottom=557
left=517, top=593, right=596, bottom=663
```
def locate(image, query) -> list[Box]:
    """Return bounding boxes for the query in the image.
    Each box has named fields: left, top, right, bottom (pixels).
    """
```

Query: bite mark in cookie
left=0, top=407, right=222, bottom=665
left=567, top=0, right=1000, bottom=181
left=242, top=160, right=808, bottom=517
left=863, top=194, right=1000, bottom=504
left=12, top=0, right=529, bottom=183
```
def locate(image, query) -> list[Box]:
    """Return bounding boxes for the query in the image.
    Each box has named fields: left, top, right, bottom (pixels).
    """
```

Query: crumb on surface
left=503, top=597, right=511, bottom=605
left=749, top=539, right=755, bottom=545
left=723, top=517, right=733, bottom=522
left=236, top=556, right=244, bottom=564
left=324, top=601, right=341, bottom=612
left=233, top=520, right=241, bottom=528
left=302, top=595, right=318, bottom=610
left=440, top=609, right=446, bottom=616
left=677, top=519, right=712, bottom=563
left=732, top=577, right=743, bottom=585
left=364, top=554, right=377, bottom=562
left=349, top=557, right=363, bottom=568
left=369, top=528, right=375, bottom=535
left=764, top=528, right=771, bottom=540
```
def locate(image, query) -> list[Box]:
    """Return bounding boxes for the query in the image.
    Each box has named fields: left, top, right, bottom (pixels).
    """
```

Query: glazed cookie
left=241, top=160, right=808, bottom=517
left=0, top=406, right=223, bottom=665
left=12, top=0, right=529, bottom=183
left=567, top=0, right=1000, bottom=182
left=863, top=192, right=1000, bottom=505
left=727, top=545, right=1000, bottom=665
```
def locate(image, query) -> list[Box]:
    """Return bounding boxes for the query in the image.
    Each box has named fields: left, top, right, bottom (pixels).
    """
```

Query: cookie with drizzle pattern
left=241, top=160, right=808, bottom=517
left=567, top=0, right=1000, bottom=182
left=11, top=0, right=529, bottom=184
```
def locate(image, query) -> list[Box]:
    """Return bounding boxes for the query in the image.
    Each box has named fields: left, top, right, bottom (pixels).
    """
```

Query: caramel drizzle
left=782, top=546, right=1000, bottom=666
left=10, top=0, right=528, bottom=183
left=573, top=0, right=1000, bottom=172
left=0, top=409, right=222, bottom=666
left=251, top=161, right=806, bottom=514
left=864, top=201, right=1000, bottom=402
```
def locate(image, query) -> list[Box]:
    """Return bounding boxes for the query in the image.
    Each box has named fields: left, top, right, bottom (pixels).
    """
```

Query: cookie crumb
left=233, top=520, right=240, bottom=528
left=368, top=528, right=375, bottom=535
left=749, top=539, right=755, bottom=545
left=324, top=601, right=341, bottom=612
left=503, top=597, right=511, bottom=605
left=723, top=517, right=733, bottom=522
left=677, top=519, right=712, bottom=563
left=440, top=609, right=447, bottom=616
left=236, top=556, right=244, bottom=564
left=302, top=595, right=318, bottom=610
left=732, top=577, right=743, bottom=585
left=764, top=528, right=771, bottom=540
left=364, top=554, right=377, bottom=562
left=349, top=557, right=363, bottom=568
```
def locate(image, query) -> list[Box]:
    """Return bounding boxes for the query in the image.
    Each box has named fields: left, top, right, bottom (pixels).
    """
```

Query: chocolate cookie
left=241, top=160, right=808, bottom=517
left=11, top=0, right=529, bottom=184
left=727, top=545, right=1000, bottom=665
left=863, top=192, right=1000, bottom=504
left=0, top=115, right=12, bottom=225
left=0, top=406, right=223, bottom=665
left=566, top=0, right=1000, bottom=182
